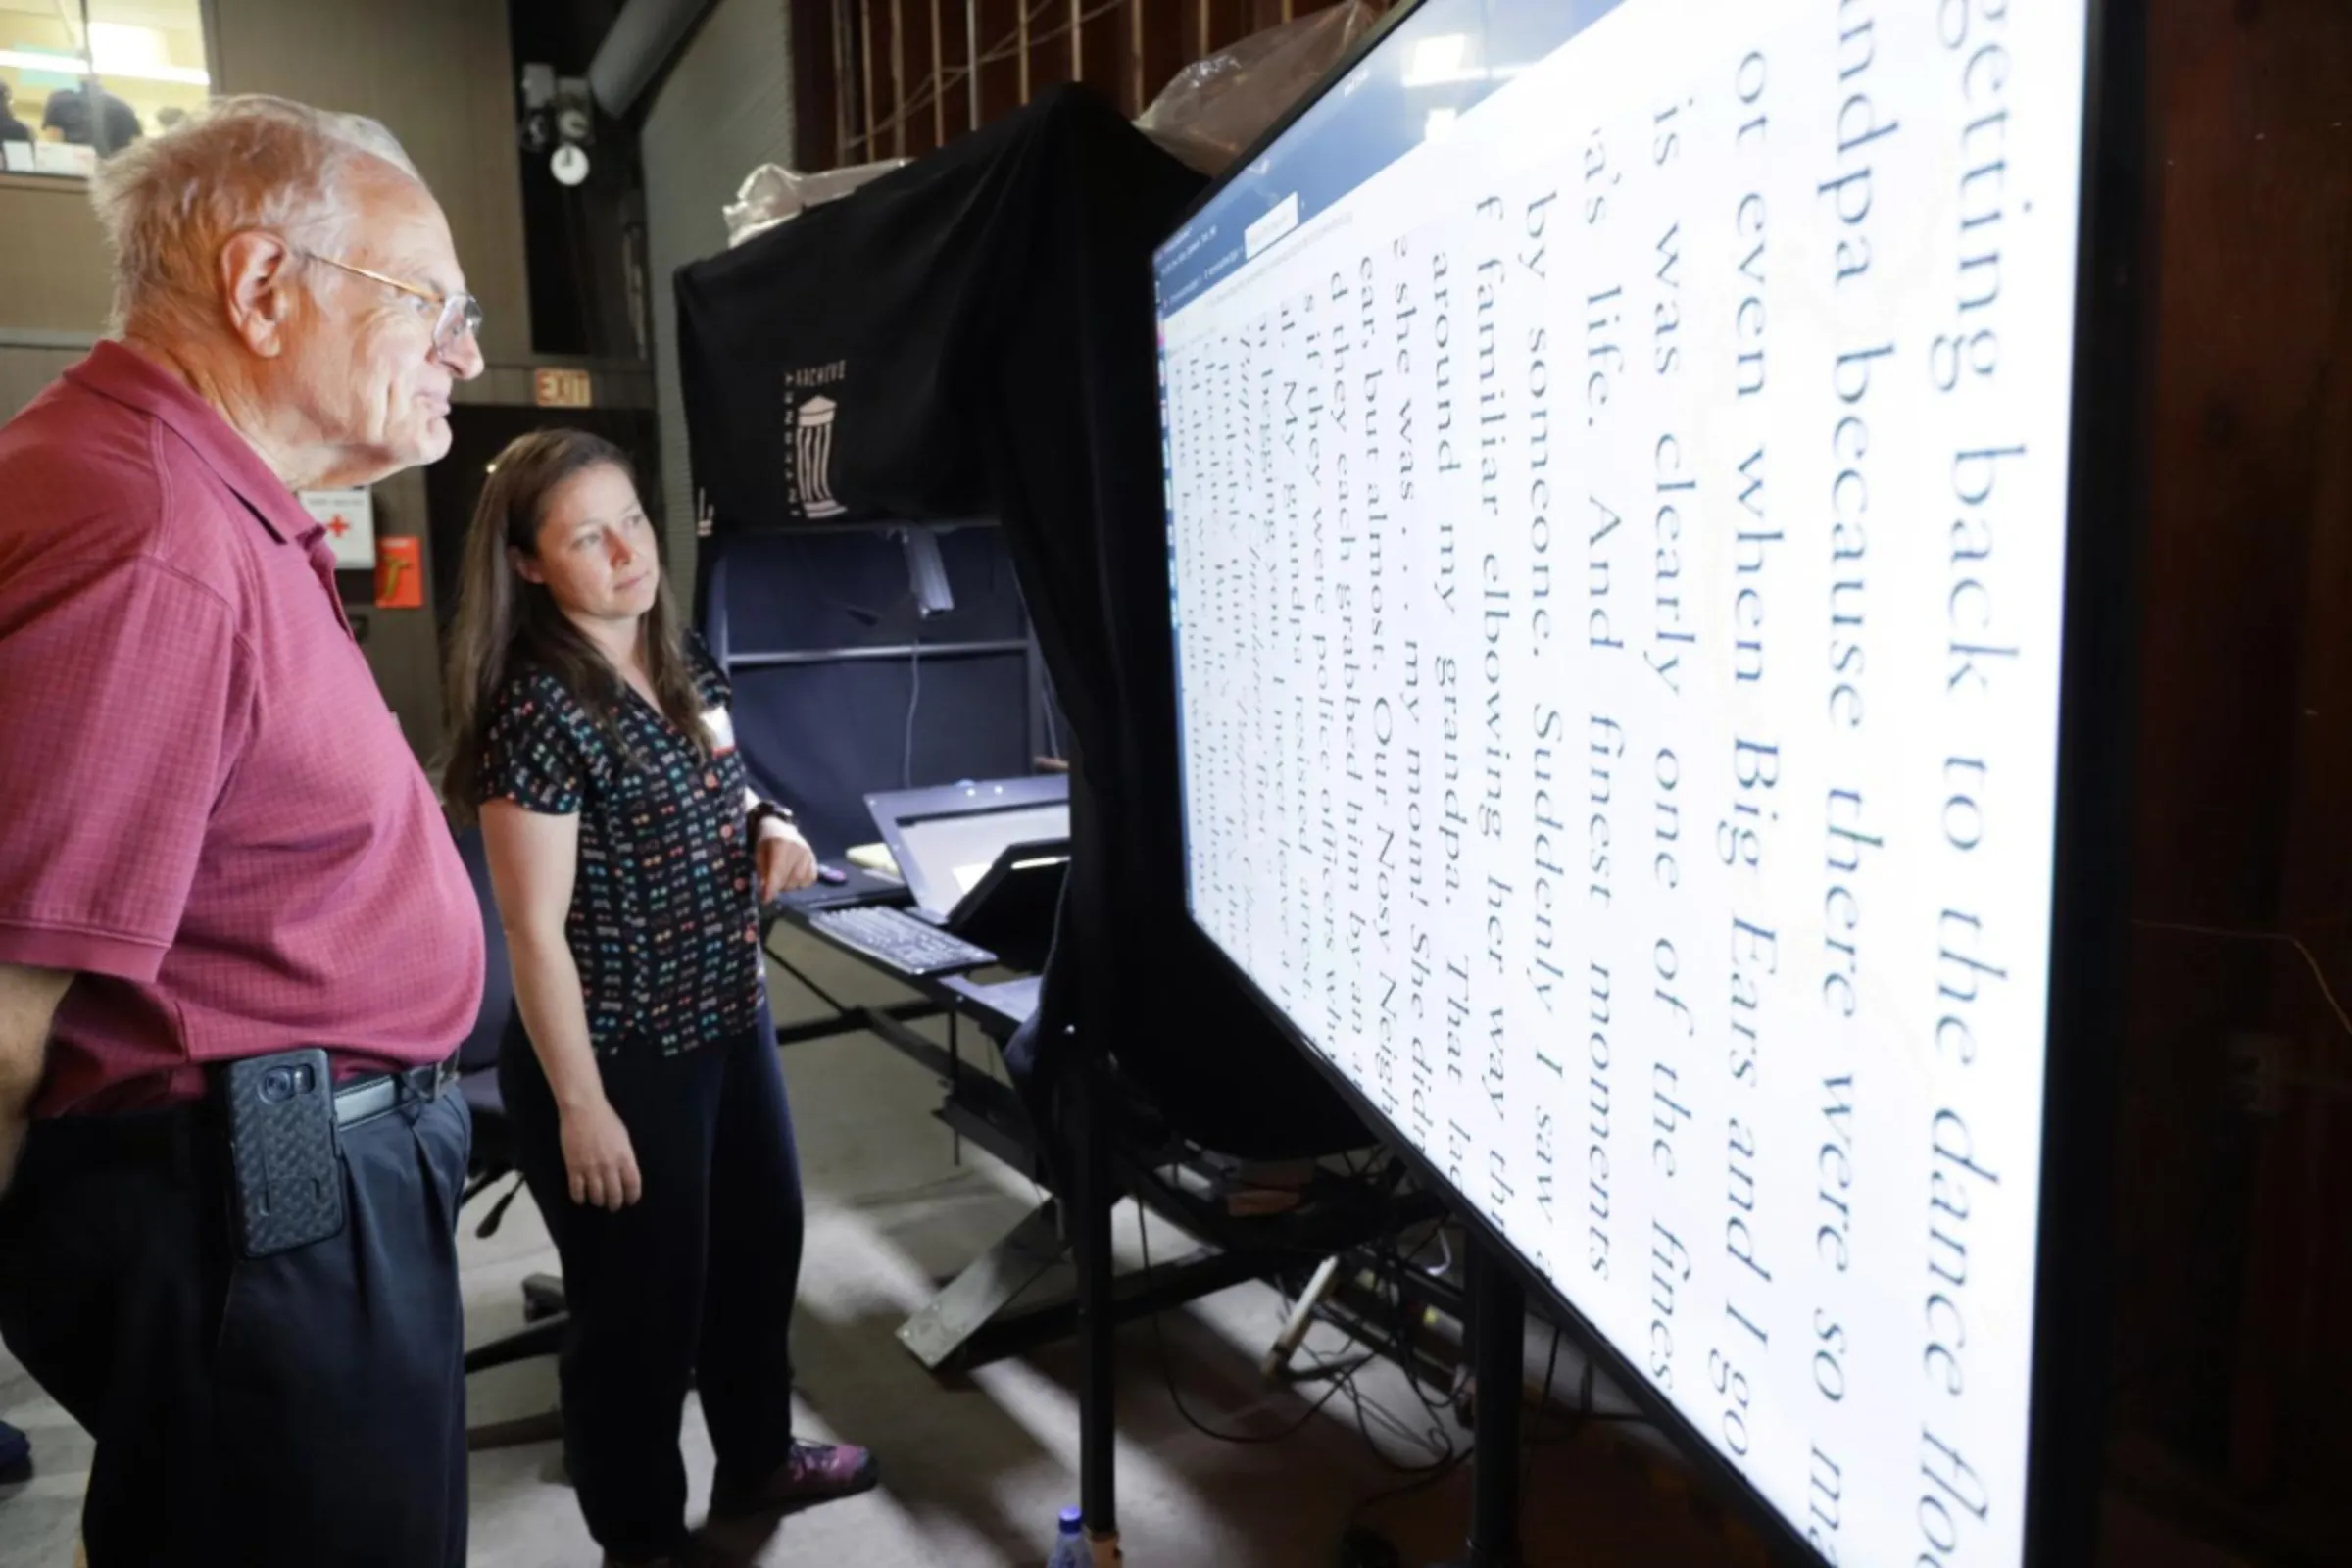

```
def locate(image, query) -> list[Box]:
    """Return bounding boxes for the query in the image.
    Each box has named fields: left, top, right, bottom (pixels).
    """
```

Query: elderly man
left=0, top=98, right=486, bottom=1565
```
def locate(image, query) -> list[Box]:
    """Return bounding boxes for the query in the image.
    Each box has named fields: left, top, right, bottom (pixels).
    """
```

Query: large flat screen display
left=1154, top=1, right=2096, bottom=1562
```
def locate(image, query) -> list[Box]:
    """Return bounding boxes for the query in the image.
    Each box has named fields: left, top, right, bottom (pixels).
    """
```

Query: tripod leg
left=1072, top=1048, right=1121, bottom=1562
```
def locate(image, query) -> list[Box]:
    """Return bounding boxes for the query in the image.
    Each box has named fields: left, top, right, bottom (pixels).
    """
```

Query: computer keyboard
left=808, top=905, right=997, bottom=976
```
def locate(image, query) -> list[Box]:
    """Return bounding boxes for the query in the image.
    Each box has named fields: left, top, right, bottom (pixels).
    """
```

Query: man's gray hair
left=90, top=95, right=420, bottom=336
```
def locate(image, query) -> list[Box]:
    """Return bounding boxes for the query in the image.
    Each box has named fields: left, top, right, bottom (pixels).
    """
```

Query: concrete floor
left=0, top=931, right=2228, bottom=1567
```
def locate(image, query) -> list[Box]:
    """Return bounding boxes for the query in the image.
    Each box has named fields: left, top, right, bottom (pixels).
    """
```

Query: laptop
left=864, top=775, right=1070, bottom=968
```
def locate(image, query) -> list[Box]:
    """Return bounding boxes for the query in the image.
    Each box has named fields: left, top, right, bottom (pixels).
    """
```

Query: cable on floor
left=1131, top=1202, right=1356, bottom=1446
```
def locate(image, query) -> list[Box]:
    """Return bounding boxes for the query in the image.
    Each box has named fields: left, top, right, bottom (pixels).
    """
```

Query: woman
left=443, top=429, right=874, bottom=1567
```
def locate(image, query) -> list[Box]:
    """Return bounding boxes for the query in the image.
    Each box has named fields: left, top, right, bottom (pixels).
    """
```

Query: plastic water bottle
left=1046, top=1505, right=1088, bottom=1568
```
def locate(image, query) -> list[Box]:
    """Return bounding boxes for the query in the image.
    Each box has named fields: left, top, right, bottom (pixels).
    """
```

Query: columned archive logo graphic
left=785, top=391, right=847, bottom=519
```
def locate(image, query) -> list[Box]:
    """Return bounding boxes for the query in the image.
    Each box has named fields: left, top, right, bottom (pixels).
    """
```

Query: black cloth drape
left=698, top=527, right=1036, bottom=857
left=675, top=86, right=1364, bottom=1160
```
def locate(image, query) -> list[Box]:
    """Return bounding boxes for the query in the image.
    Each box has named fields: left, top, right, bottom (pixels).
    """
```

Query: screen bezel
left=1151, top=4, right=2146, bottom=1562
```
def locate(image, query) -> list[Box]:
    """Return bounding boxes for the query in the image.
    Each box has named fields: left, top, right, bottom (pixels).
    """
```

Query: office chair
left=453, top=825, right=568, bottom=1448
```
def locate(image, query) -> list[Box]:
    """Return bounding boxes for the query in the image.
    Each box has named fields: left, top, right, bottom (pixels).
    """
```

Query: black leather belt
left=332, top=1057, right=457, bottom=1129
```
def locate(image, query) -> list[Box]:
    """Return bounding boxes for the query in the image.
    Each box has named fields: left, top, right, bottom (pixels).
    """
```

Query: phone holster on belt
left=218, top=1048, right=347, bottom=1258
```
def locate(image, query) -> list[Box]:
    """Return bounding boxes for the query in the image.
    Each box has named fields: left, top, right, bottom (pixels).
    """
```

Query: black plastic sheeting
left=698, top=525, right=1038, bottom=858
left=678, top=87, right=1366, bottom=1163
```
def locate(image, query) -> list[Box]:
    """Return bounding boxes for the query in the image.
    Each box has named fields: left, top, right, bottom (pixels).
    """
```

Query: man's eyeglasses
left=304, top=252, right=484, bottom=356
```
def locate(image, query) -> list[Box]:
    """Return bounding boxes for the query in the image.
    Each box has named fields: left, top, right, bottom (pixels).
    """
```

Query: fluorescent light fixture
left=90, top=24, right=165, bottom=72
left=0, top=45, right=210, bottom=87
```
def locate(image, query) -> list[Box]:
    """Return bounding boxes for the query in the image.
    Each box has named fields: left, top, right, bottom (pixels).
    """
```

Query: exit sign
left=533, top=368, right=594, bottom=408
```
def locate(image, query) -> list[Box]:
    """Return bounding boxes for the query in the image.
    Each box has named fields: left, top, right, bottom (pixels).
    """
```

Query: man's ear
left=219, top=231, right=301, bottom=358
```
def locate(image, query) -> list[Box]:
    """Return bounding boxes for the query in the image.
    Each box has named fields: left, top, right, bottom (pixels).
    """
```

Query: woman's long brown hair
left=440, top=428, right=706, bottom=824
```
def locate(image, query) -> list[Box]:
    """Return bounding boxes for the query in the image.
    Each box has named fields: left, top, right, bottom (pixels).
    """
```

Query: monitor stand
left=1440, top=1240, right=1525, bottom=1568
left=1333, top=1236, right=1527, bottom=1568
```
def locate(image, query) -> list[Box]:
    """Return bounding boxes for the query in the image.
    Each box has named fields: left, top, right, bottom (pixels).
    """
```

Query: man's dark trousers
left=0, top=1087, right=471, bottom=1566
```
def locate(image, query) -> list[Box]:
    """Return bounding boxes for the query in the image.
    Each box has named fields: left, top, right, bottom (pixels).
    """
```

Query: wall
left=0, top=176, right=116, bottom=331
left=641, top=0, right=796, bottom=589
left=2103, top=5, right=2352, bottom=1559
left=206, top=0, right=534, bottom=368
left=0, top=335, right=86, bottom=420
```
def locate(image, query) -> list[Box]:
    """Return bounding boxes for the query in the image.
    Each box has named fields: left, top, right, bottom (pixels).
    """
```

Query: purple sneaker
left=710, top=1439, right=879, bottom=1513
left=701, top=1441, right=881, bottom=1562
left=751, top=1440, right=878, bottom=1508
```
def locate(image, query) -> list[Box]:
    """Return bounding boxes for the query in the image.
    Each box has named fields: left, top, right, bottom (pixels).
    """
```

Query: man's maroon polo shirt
left=0, top=342, right=483, bottom=1116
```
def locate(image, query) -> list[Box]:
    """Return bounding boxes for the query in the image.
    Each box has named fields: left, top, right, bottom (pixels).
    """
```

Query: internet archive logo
left=787, top=394, right=847, bottom=518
